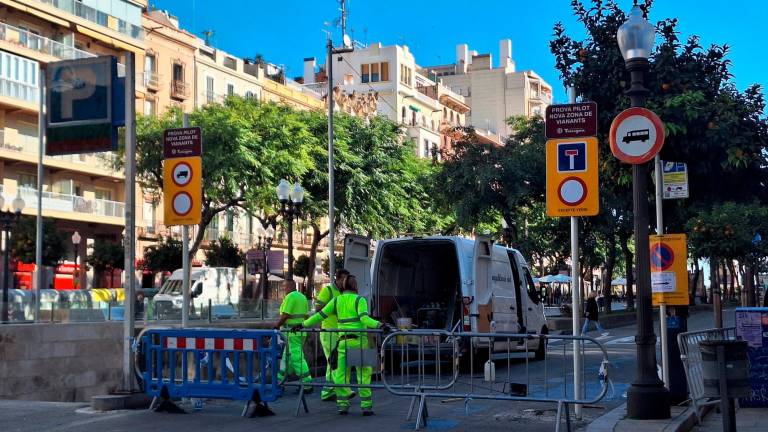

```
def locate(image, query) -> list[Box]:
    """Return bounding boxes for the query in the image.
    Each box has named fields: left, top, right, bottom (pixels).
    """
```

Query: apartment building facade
left=0, top=0, right=148, bottom=288
left=426, top=39, right=553, bottom=139
left=302, top=42, right=476, bottom=158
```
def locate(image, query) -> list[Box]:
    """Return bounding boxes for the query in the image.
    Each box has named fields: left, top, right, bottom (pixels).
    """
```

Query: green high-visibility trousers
left=320, top=330, right=339, bottom=400
left=278, top=331, right=311, bottom=384
left=333, top=334, right=372, bottom=411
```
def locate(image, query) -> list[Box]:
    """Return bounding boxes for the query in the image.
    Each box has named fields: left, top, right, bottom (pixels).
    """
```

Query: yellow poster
left=650, top=234, right=689, bottom=306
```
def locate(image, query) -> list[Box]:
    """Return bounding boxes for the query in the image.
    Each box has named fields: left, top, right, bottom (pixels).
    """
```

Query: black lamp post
left=276, top=179, right=304, bottom=280
left=1, top=193, right=25, bottom=323
left=619, top=4, right=671, bottom=419
left=256, top=223, right=275, bottom=301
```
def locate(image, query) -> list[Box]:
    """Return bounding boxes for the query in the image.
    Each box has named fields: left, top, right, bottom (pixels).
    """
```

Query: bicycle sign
left=609, top=107, right=665, bottom=164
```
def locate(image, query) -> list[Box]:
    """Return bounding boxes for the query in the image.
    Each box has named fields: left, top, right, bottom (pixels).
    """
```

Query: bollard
left=143, top=297, right=149, bottom=326
left=208, top=299, right=212, bottom=323
left=108, top=303, right=112, bottom=321
left=50, top=302, right=55, bottom=323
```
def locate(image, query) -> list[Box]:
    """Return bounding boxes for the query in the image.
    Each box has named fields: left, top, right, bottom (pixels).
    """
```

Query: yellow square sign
left=163, top=156, right=202, bottom=226
left=546, top=137, right=599, bottom=217
left=650, top=234, right=689, bottom=306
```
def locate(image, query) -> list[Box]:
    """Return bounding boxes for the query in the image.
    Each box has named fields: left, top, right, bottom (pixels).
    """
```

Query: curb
left=91, top=392, right=151, bottom=411
left=587, top=403, right=698, bottom=432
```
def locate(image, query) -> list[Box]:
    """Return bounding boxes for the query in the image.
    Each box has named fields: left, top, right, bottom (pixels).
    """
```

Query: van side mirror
left=193, top=284, right=203, bottom=297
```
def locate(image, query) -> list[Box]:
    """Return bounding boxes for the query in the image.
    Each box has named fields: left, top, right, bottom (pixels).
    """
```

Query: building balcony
left=36, top=0, right=144, bottom=40
left=0, top=77, right=39, bottom=108
left=0, top=130, right=121, bottom=179
left=17, top=186, right=125, bottom=219
left=170, top=80, right=189, bottom=100
left=141, top=71, right=160, bottom=91
left=0, top=22, right=94, bottom=63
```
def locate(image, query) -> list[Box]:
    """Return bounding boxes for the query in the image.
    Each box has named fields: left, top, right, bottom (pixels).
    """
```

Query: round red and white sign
left=558, top=177, right=587, bottom=206
left=172, top=192, right=193, bottom=216
left=609, top=107, right=665, bottom=164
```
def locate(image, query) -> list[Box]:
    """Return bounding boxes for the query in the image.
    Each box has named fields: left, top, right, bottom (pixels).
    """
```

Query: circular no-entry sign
left=650, top=242, right=674, bottom=271
left=609, top=107, right=665, bottom=164
left=172, top=192, right=193, bottom=216
left=557, top=177, right=588, bottom=206
left=172, top=161, right=193, bottom=187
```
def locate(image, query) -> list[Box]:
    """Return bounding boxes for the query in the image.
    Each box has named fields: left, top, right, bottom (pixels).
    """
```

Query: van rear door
left=343, top=234, right=372, bottom=298
left=473, top=236, right=493, bottom=332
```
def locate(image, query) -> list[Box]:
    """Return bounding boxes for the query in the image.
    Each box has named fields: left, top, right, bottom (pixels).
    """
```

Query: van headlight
left=173, top=298, right=183, bottom=307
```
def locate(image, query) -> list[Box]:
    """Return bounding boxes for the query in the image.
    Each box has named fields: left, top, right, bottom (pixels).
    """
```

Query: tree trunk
left=727, top=260, right=737, bottom=301
left=745, top=264, right=756, bottom=307
left=620, top=234, right=634, bottom=310
left=690, top=264, right=699, bottom=306
left=602, top=235, right=617, bottom=314
left=711, top=257, right=722, bottom=327
left=306, top=223, right=329, bottom=297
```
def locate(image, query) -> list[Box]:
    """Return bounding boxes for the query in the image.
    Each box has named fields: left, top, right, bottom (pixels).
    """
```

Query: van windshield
left=159, top=279, right=197, bottom=295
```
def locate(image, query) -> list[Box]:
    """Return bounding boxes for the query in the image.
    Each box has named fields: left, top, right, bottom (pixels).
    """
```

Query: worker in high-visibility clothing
left=314, top=268, right=349, bottom=401
left=298, top=275, right=390, bottom=416
left=275, top=280, right=312, bottom=390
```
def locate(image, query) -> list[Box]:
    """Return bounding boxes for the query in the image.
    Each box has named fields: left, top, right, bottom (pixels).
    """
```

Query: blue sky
left=153, top=0, right=767, bottom=103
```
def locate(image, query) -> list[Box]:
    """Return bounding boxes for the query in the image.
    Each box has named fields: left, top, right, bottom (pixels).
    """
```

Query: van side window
left=524, top=268, right=541, bottom=305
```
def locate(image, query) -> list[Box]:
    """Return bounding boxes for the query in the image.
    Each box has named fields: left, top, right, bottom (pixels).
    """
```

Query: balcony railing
left=170, top=80, right=189, bottom=99
left=0, top=77, right=39, bottom=104
left=0, top=22, right=94, bottom=62
left=17, top=187, right=124, bottom=218
left=141, top=71, right=160, bottom=90
left=37, top=0, right=143, bottom=40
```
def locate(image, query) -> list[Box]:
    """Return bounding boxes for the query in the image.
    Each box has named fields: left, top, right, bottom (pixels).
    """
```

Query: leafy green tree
left=293, top=254, right=311, bottom=279
left=204, top=237, right=243, bottom=268
left=120, top=97, right=313, bottom=260
left=550, top=0, right=768, bottom=306
left=87, top=240, right=124, bottom=288
left=11, top=217, right=66, bottom=266
left=141, top=236, right=183, bottom=273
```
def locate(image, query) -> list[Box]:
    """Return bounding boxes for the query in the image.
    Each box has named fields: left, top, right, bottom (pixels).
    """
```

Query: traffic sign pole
left=182, top=114, right=190, bottom=328
left=655, top=154, right=670, bottom=389
left=566, top=87, right=584, bottom=421
left=122, top=51, right=137, bottom=392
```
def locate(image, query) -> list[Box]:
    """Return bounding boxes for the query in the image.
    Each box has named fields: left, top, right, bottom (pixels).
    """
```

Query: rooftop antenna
left=339, top=0, right=348, bottom=39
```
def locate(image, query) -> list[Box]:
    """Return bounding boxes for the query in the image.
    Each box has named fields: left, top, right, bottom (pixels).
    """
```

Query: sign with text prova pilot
left=163, top=126, right=202, bottom=226
left=650, top=233, right=689, bottom=306
left=545, top=102, right=598, bottom=139
left=46, top=56, right=120, bottom=155
left=546, top=137, right=599, bottom=217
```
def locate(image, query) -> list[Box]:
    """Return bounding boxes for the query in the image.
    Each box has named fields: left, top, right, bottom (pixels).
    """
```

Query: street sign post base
left=627, top=381, right=671, bottom=419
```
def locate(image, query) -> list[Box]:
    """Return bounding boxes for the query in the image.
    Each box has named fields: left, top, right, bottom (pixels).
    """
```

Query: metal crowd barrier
left=140, top=328, right=283, bottom=416
left=677, top=326, right=737, bottom=423
left=281, top=328, right=609, bottom=431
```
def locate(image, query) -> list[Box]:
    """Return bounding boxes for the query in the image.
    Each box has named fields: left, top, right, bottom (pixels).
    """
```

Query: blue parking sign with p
left=557, top=142, right=587, bottom=173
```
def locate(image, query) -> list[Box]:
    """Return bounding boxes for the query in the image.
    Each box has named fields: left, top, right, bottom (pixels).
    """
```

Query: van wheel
left=534, top=327, right=548, bottom=361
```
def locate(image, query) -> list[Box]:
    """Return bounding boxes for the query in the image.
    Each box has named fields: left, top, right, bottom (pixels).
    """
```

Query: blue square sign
left=557, top=142, right=587, bottom=173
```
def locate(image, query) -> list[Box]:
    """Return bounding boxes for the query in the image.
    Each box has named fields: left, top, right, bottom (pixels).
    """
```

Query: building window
left=411, top=111, right=416, bottom=126
left=95, top=188, right=113, bottom=201
left=245, top=90, right=255, bottom=100
left=401, top=106, right=406, bottom=123
left=18, top=173, right=37, bottom=189
left=226, top=210, right=234, bottom=233
left=400, top=64, right=412, bottom=86
left=423, top=139, right=429, bottom=158
left=224, top=56, right=237, bottom=70
left=144, top=99, right=155, bottom=116
left=143, top=201, right=156, bottom=230
left=361, top=62, right=389, bottom=83
left=206, top=76, right=214, bottom=103
left=227, top=83, right=235, bottom=96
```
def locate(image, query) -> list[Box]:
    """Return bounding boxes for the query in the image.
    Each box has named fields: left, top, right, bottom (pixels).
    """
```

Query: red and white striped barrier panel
left=163, top=336, right=258, bottom=351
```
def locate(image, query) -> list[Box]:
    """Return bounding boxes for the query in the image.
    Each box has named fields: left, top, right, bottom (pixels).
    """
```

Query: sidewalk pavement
left=587, top=403, right=696, bottom=432
left=694, top=407, right=764, bottom=431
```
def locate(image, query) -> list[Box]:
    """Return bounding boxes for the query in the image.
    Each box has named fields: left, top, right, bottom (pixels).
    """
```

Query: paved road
left=0, top=308, right=735, bottom=432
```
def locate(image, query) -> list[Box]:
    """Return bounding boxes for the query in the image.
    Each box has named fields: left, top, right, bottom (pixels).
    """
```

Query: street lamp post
left=618, top=5, right=671, bottom=419
left=72, top=231, right=81, bottom=289
left=1, top=193, right=25, bottom=323
left=276, top=179, right=304, bottom=280
left=256, top=223, right=275, bottom=301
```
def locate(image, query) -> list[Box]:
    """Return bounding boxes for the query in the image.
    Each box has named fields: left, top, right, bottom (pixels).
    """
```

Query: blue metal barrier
left=141, top=328, right=283, bottom=415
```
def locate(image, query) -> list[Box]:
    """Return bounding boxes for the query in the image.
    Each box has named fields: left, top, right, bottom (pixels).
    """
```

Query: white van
left=344, top=235, right=548, bottom=359
left=153, top=267, right=240, bottom=318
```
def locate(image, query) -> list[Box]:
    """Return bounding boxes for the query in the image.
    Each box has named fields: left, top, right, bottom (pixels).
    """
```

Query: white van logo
left=492, top=274, right=512, bottom=283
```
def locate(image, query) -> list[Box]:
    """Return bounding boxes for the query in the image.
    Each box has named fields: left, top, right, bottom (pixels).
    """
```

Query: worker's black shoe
left=321, top=395, right=336, bottom=402
left=362, top=410, right=375, bottom=417
left=338, top=409, right=349, bottom=416
left=302, top=387, right=314, bottom=394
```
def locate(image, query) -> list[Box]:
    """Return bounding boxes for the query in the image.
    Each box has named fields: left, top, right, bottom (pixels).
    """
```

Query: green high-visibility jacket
left=280, top=290, right=309, bottom=327
left=315, top=283, right=341, bottom=329
left=304, top=292, right=380, bottom=330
